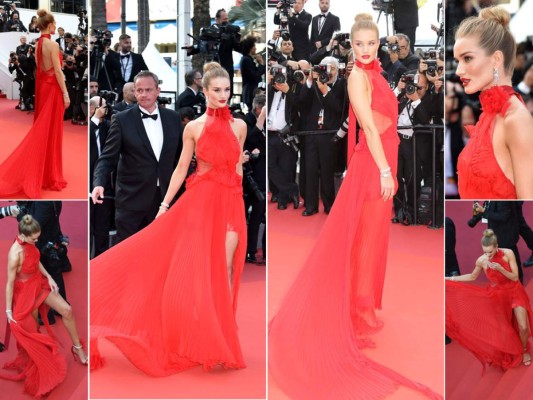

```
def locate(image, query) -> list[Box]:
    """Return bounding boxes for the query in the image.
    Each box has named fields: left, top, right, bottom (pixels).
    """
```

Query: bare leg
left=44, top=292, right=88, bottom=363
left=225, top=231, right=239, bottom=292
left=513, top=306, right=531, bottom=365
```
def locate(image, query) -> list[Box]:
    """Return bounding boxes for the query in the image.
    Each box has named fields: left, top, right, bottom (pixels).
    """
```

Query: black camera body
left=278, top=0, right=295, bottom=28
left=313, top=64, right=332, bottom=84
left=387, top=42, right=400, bottom=53
left=91, top=29, right=113, bottom=54
left=401, top=73, right=419, bottom=95
left=334, top=33, right=351, bottom=49
left=292, top=68, right=309, bottom=83
left=270, top=65, right=287, bottom=84
left=157, top=96, right=172, bottom=106
left=9, top=51, right=17, bottom=63
left=98, top=90, right=118, bottom=112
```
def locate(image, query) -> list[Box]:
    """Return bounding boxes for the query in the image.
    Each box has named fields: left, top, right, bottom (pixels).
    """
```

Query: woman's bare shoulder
left=504, top=98, right=533, bottom=144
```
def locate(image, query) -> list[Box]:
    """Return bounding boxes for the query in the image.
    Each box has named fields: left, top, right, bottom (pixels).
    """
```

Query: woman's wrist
left=379, top=166, right=392, bottom=178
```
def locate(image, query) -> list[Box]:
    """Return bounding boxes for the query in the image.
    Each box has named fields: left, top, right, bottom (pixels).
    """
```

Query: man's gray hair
left=320, top=56, right=339, bottom=68
left=133, top=70, right=159, bottom=87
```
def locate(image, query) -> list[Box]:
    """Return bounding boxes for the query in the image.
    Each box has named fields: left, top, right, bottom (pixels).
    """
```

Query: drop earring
left=493, top=67, right=499, bottom=85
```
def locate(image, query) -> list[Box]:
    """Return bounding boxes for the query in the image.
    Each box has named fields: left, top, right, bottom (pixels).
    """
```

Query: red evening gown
left=457, top=85, right=523, bottom=199
left=90, top=106, right=247, bottom=376
left=446, top=249, right=533, bottom=369
left=0, top=34, right=67, bottom=199
left=0, top=237, right=66, bottom=397
left=268, top=60, right=442, bottom=399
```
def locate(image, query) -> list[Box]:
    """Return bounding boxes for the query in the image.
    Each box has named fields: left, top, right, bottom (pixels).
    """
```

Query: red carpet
left=445, top=201, right=533, bottom=400
left=268, top=201, right=444, bottom=399
left=0, top=201, right=88, bottom=399
left=0, top=98, right=88, bottom=199
left=89, top=263, right=266, bottom=399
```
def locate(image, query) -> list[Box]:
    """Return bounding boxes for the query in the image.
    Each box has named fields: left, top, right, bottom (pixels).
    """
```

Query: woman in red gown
left=90, top=62, right=248, bottom=376
left=454, top=6, right=533, bottom=199
left=0, top=215, right=87, bottom=397
left=0, top=9, right=68, bottom=199
left=268, top=14, right=442, bottom=400
left=446, top=229, right=532, bottom=368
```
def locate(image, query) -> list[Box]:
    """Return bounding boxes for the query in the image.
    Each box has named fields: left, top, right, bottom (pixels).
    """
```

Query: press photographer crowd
left=89, top=8, right=267, bottom=264
left=445, top=0, right=533, bottom=198
left=267, top=0, right=444, bottom=226
left=2, top=3, right=88, bottom=124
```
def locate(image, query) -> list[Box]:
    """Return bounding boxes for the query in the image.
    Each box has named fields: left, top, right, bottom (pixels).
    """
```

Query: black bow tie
left=294, top=12, right=300, bottom=16
left=141, top=111, right=158, bottom=120
left=120, top=54, right=130, bottom=59
left=319, top=14, right=326, bottom=18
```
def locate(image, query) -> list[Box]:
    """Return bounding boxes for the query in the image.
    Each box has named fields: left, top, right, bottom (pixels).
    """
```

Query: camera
left=242, top=156, right=265, bottom=202
left=91, top=29, right=113, bottom=53
left=278, top=124, right=299, bottom=152
left=65, top=60, right=74, bottom=67
left=277, top=0, right=295, bottom=28
left=267, top=42, right=284, bottom=63
left=98, top=90, right=118, bottom=110
left=183, top=24, right=240, bottom=61
left=270, top=65, right=287, bottom=84
left=157, top=96, right=172, bottom=106
left=280, top=29, right=290, bottom=41
left=400, top=73, right=419, bottom=95
left=292, top=68, right=309, bottom=83
left=338, top=63, right=347, bottom=79
left=333, top=33, right=351, bottom=49
left=77, top=8, right=87, bottom=18
left=9, top=51, right=17, bottom=63
left=313, top=64, right=332, bottom=84
left=467, top=201, right=486, bottom=227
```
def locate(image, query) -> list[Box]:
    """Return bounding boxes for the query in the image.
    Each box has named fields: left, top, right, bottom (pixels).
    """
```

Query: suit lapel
left=159, top=109, right=175, bottom=160
left=131, top=105, right=158, bottom=161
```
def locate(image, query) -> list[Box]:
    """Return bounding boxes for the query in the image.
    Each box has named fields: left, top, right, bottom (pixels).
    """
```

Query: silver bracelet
left=160, top=202, right=169, bottom=209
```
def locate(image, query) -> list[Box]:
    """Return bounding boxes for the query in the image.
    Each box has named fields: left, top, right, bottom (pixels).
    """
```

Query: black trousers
left=90, top=196, right=114, bottom=257
left=517, top=202, right=533, bottom=251
left=246, top=196, right=266, bottom=255
left=303, top=133, right=336, bottom=211
left=394, top=136, right=415, bottom=215
left=268, top=132, right=299, bottom=205
left=115, top=186, right=161, bottom=243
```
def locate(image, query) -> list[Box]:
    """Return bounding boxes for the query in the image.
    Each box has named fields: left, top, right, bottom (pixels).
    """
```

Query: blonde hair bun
left=355, top=13, right=373, bottom=23
left=203, top=62, right=223, bottom=74
left=479, top=6, right=511, bottom=30
left=483, top=229, right=495, bottom=238
left=37, top=9, right=48, bottom=18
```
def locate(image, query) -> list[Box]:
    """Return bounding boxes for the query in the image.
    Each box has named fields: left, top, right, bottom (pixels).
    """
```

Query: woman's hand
left=156, top=206, right=168, bottom=219
left=6, top=310, right=16, bottom=324
left=63, top=94, right=70, bottom=109
left=488, top=261, right=503, bottom=271
left=380, top=175, right=395, bottom=201
left=48, top=277, right=59, bottom=294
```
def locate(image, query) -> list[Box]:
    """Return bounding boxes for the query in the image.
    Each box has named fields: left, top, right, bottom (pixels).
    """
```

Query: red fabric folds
left=457, top=85, right=522, bottom=199
left=269, top=63, right=442, bottom=399
left=0, top=34, right=67, bottom=198
left=90, top=106, right=247, bottom=376
left=0, top=238, right=66, bottom=397
left=446, top=249, right=533, bottom=370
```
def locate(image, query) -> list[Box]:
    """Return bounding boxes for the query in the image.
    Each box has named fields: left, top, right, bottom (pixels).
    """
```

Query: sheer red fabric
left=446, top=249, right=533, bottom=370
left=457, top=85, right=523, bottom=199
left=90, top=106, right=247, bottom=376
left=269, top=60, right=442, bottom=399
left=0, top=238, right=66, bottom=397
left=0, top=34, right=67, bottom=198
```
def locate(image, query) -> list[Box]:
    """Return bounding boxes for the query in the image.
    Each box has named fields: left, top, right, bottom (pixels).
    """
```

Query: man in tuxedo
left=91, top=71, right=182, bottom=242
left=105, top=34, right=149, bottom=101
left=177, top=69, right=204, bottom=112
left=298, top=57, right=347, bottom=216
left=274, top=0, right=311, bottom=62
left=90, top=96, right=113, bottom=256
left=0, top=7, right=8, bottom=32
left=309, top=0, right=340, bottom=54
left=6, top=12, right=26, bottom=32
left=56, top=27, right=66, bottom=51
left=113, top=82, right=136, bottom=113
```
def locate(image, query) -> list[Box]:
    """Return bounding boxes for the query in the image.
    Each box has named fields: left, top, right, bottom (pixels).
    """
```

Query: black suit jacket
left=6, top=19, right=27, bottom=32
left=240, top=55, right=266, bottom=107
left=177, top=87, right=197, bottom=109
left=56, top=37, right=65, bottom=51
left=93, top=105, right=182, bottom=211
left=213, top=23, right=242, bottom=79
left=105, top=52, right=148, bottom=95
left=113, top=100, right=135, bottom=113
left=27, top=202, right=63, bottom=253
left=267, top=83, right=300, bottom=130
left=394, top=0, right=419, bottom=30
left=90, top=118, right=111, bottom=193
left=309, top=13, right=340, bottom=54
left=298, top=78, right=347, bottom=131
left=244, top=112, right=266, bottom=190
left=484, top=201, right=520, bottom=247
left=274, top=10, right=311, bottom=61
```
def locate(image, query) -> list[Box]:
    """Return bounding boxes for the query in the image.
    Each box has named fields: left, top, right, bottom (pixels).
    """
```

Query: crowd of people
left=267, top=0, right=444, bottom=226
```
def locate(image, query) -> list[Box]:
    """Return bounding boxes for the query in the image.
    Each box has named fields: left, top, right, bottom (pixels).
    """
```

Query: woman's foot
left=523, top=351, right=531, bottom=366
left=72, top=343, right=88, bottom=365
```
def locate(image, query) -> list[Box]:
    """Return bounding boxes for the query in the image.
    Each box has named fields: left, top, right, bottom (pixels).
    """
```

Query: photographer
left=267, top=62, right=303, bottom=210
left=274, top=0, right=311, bottom=61
left=0, top=6, right=7, bottom=32
left=114, top=82, right=136, bottom=112
left=380, top=33, right=419, bottom=75
left=298, top=56, right=347, bottom=216
left=212, top=9, right=242, bottom=98
left=15, top=35, right=30, bottom=55
left=243, top=94, right=267, bottom=264
left=8, top=50, right=34, bottom=111
left=393, top=0, right=419, bottom=53
left=309, top=0, right=340, bottom=53
left=393, top=70, right=433, bottom=224
left=5, top=11, right=26, bottom=32
left=268, top=35, right=299, bottom=70
left=177, top=69, right=205, bottom=115
left=62, top=54, right=79, bottom=120
left=90, top=96, right=114, bottom=257
left=240, top=36, right=265, bottom=111
left=309, top=31, right=350, bottom=66
left=90, top=30, right=114, bottom=91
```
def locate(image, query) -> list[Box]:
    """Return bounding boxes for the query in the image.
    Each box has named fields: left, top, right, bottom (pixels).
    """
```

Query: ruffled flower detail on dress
left=206, top=106, right=233, bottom=121
left=479, top=85, right=513, bottom=116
